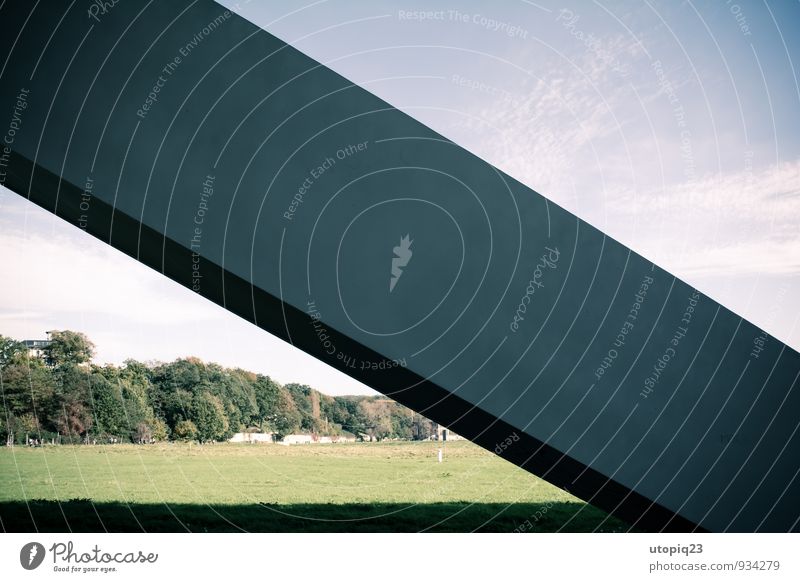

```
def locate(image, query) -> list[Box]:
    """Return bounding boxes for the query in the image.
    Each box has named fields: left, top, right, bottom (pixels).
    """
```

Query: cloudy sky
left=1, top=0, right=798, bottom=395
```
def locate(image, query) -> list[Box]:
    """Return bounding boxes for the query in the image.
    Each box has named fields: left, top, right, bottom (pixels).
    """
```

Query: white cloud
left=609, top=160, right=800, bottom=277
left=0, top=191, right=376, bottom=396
left=0, top=209, right=223, bottom=327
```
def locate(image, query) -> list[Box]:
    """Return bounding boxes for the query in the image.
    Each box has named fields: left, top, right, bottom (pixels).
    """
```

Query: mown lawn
left=0, top=441, right=628, bottom=532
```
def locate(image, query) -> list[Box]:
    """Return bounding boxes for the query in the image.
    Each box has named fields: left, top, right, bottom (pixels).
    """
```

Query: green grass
left=0, top=441, right=628, bottom=532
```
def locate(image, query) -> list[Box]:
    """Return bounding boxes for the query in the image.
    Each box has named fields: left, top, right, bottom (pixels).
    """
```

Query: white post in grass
left=438, top=448, right=443, bottom=463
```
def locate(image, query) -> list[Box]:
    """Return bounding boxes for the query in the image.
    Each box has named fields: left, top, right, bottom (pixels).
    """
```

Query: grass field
left=0, top=440, right=628, bottom=532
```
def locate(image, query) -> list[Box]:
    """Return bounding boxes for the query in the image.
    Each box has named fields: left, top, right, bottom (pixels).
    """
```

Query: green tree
left=0, top=356, right=55, bottom=419
left=332, top=396, right=369, bottom=436
left=88, top=372, right=128, bottom=438
left=1, top=330, right=445, bottom=445
left=53, top=365, right=94, bottom=441
left=391, top=406, right=415, bottom=440
left=133, top=417, right=168, bottom=442
left=148, top=358, right=204, bottom=431
left=285, top=383, right=315, bottom=431
left=43, top=330, right=95, bottom=368
left=359, top=399, right=394, bottom=441
left=252, top=375, right=281, bottom=429
left=411, top=412, right=434, bottom=440
left=173, top=419, right=198, bottom=441
left=17, top=412, right=41, bottom=437
left=103, top=362, right=165, bottom=442
left=191, top=392, right=230, bottom=442
left=0, top=335, right=25, bottom=369
left=269, top=387, right=302, bottom=439
left=210, top=366, right=257, bottom=432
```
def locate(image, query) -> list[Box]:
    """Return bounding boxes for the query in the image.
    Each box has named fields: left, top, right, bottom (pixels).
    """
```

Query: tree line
left=0, top=331, right=436, bottom=444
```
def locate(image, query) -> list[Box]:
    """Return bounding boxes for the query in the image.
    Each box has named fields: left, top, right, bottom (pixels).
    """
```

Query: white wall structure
left=229, top=432, right=275, bottom=443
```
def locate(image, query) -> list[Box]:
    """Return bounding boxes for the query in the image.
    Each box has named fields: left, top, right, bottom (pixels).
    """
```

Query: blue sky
left=1, top=0, right=798, bottom=395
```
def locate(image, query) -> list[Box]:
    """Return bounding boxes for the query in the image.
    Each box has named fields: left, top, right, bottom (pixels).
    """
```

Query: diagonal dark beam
left=1, top=0, right=798, bottom=532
